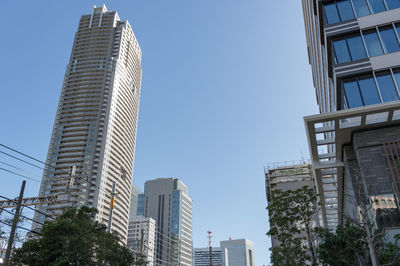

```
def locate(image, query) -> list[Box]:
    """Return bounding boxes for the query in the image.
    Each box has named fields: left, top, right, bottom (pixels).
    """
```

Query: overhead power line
left=1, top=208, right=44, bottom=226
left=0, top=218, right=41, bottom=235
left=0, top=167, right=42, bottom=183
left=0, top=144, right=114, bottom=197
left=0, top=150, right=43, bottom=170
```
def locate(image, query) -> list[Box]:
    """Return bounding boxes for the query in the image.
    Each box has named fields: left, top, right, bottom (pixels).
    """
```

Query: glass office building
left=302, top=0, right=400, bottom=237
left=139, top=178, right=193, bottom=266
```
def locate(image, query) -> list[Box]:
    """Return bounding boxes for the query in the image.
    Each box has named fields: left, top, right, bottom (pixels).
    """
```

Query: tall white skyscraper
left=33, top=5, right=142, bottom=242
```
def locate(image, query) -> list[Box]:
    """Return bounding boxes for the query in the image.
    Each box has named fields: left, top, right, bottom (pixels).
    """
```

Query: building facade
left=127, top=216, right=156, bottom=266
left=302, top=0, right=400, bottom=236
left=139, top=178, right=193, bottom=266
left=220, top=239, right=255, bottom=266
left=129, top=184, right=141, bottom=221
left=33, top=4, right=142, bottom=242
left=265, top=161, right=319, bottom=248
left=193, top=247, right=224, bottom=266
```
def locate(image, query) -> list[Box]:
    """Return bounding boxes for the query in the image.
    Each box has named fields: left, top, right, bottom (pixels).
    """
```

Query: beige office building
left=33, top=5, right=142, bottom=243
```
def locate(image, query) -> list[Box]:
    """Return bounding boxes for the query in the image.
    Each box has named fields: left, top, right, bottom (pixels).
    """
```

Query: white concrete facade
left=128, top=216, right=156, bottom=266
left=220, top=239, right=255, bottom=266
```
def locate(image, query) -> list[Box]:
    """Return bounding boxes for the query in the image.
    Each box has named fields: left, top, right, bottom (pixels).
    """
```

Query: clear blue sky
left=0, top=1, right=318, bottom=265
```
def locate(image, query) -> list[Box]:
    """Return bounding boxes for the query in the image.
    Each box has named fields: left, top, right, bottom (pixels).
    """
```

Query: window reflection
left=333, top=39, right=351, bottom=63
left=337, top=0, right=356, bottom=21
left=358, top=76, right=381, bottom=105
left=341, top=68, right=400, bottom=109
left=332, top=24, right=400, bottom=65
left=376, top=73, right=399, bottom=102
left=324, top=3, right=341, bottom=24
left=352, top=0, right=371, bottom=16
left=386, top=0, right=400, bottom=9
left=371, top=195, right=400, bottom=230
left=379, top=27, right=400, bottom=53
left=347, top=35, right=368, bottom=60
left=364, top=31, right=384, bottom=56
left=324, top=0, right=400, bottom=25
left=343, top=81, right=364, bottom=108
left=369, top=0, right=386, bottom=12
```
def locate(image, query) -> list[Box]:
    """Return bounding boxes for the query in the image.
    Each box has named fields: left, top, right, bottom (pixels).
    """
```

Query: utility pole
left=107, top=181, right=116, bottom=233
left=4, top=180, right=26, bottom=266
left=208, top=231, right=212, bottom=266
left=140, top=228, right=145, bottom=254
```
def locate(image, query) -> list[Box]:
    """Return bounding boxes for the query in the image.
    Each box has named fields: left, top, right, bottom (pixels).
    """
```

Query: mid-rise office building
left=139, top=178, right=193, bottom=265
left=33, top=4, right=142, bottom=242
left=302, top=0, right=400, bottom=236
left=220, top=239, right=255, bottom=266
left=193, top=247, right=224, bottom=266
left=265, top=161, right=319, bottom=248
left=127, top=216, right=156, bottom=266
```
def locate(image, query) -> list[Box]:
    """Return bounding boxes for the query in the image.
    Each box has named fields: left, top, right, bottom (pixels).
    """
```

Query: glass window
left=333, top=39, right=351, bottom=63
left=386, top=0, right=400, bottom=9
left=337, top=0, right=356, bottom=21
left=393, top=69, right=400, bottom=89
left=324, top=3, right=341, bottom=24
left=379, top=27, right=400, bottom=53
left=347, top=35, right=367, bottom=60
left=343, top=80, right=364, bottom=107
left=352, top=0, right=371, bottom=16
left=382, top=199, right=387, bottom=206
left=363, top=30, right=384, bottom=56
left=395, top=24, right=400, bottom=41
left=389, top=199, right=393, bottom=206
left=368, top=0, right=386, bottom=12
left=358, top=76, right=381, bottom=105
left=376, top=72, right=399, bottom=102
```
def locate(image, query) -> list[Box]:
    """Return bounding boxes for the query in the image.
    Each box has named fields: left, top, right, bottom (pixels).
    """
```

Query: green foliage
left=267, top=186, right=318, bottom=266
left=317, top=222, right=400, bottom=266
left=10, top=207, right=135, bottom=266
left=317, top=222, right=369, bottom=266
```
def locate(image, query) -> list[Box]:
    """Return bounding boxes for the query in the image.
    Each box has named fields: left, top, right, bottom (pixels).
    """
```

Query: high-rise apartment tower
left=33, top=5, right=142, bottom=242
left=139, top=178, right=193, bottom=266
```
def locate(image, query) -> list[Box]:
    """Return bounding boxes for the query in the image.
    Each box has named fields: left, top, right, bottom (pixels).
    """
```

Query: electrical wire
left=0, top=161, right=24, bottom=171
left=0, top=150, right=43, bottom=170
left=0, top=144, right=46, bottom=167
left=0, top=220, right=41, bottom=235
left=0, top=208, right=44, bottom=226
left=0, top=144, right=114, bottom=197
left=0, top=167, right=42, bottom=183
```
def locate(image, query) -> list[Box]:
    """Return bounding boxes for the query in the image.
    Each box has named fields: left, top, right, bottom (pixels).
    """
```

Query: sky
left=0, top=1, right=318, bottom=265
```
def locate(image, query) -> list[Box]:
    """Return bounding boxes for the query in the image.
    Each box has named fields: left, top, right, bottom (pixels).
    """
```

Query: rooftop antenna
left=208, top=231, right=212, bottom=266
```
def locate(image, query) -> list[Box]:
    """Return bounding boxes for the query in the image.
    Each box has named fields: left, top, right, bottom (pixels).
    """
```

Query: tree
left=317, top=222, right=400, bottom=266
left=317, top=222, right=369, bottom=265
left=267, top=186, right=318, bottom=266
left=10, top=206, right=136, bottom=266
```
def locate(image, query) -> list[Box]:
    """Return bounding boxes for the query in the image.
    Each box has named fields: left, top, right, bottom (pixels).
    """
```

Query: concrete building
left=265, top=161, right=319, bottom=248
left=193, top=247, right=224, bottom=266
left=129, top=184, right=141, bottom=221
left=33, top=4, right=142, bottom=242
left=127, top=216, right=156, bottom=266
left=302, top=0, right=400, bottom=236
left=140, top=178, right=193, bottom=266
left=220, top=239, right=255, bottom=266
